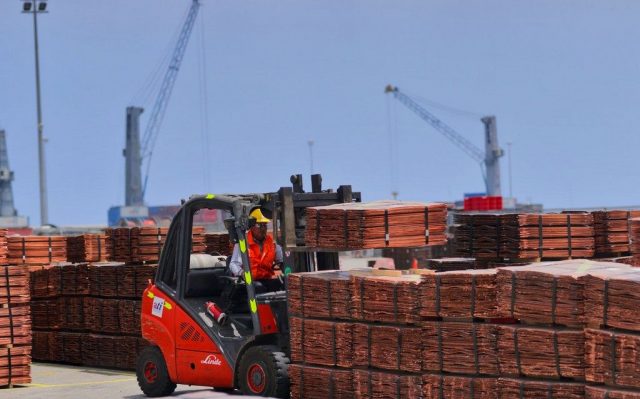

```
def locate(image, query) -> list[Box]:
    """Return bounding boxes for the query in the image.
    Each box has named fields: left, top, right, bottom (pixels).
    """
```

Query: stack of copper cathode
left=424, top=257, right=477, bottom=272
left=204, top=232, right=232, bottom=255
left=592, top=210, right=640, bottom=257
left=454, top=212, right=595, bottom=261
left=31, top=259, right=155, bottom=370
left=288, top=269, right=425, bottom=399
left=305, top=201, right=447, bottom=249
left=631, top=217, right=640, bottom=266
left=8, top=236, right=67, bottom=268
left=67, top=234, right=108, bottom=263
left=130, top=227, right=169, bottom=263
left=0, top=263, right=32, bottom=387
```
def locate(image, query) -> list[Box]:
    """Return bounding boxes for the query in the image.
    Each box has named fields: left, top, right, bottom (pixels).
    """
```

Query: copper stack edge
left=30, top=262, right=154, bottom=370
left=424, top=257, right=477, bottom=272
left=8, top=236, right=67, bottom=269
left=305, top=201, right=447, bottom=249
left=204, top=232, right=232, bottom=256
left=131, top=227, right=169, bottom=263
left=0, top=265, right=32, bottom=387
left=592, top=210, right=640, bottom=257
left=454, top=213, right=595, bottom=262
left=67, top=234, right=108, bottom=263
left=630, top=217, right=640, bottom=266
left=107, top=227, right=206, bottom=264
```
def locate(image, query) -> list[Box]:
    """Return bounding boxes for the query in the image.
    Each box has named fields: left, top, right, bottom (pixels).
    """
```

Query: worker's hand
left=272, top=270, right=283, bottom=278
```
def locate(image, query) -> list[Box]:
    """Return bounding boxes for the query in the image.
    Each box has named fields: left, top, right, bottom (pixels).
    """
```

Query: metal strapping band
left=360, top=278, right=365, bottom=320
left=497, top=216, right=502, bottom=259
left=538, top=215, right=544, bottom=259
left=437, top=322, right=444, bottom=371
left=470, top=218, right=475, bottom=257
left=384, top=210, right=390, bottom=246
left=315, top=210, right=320, bottom=246
left=514, top=328, right=522, bottom=375
left=343, top=210, right=349, bottom=248
left=48, top=236, right=52, bottom=262
left=603, top=280, right=609, bottom=327
left=367, top=326, right=372, bottom=367
left=331, top=324, right=337, bottom=366
left=396, top=375, right=401, bottom=399
left=470, top=377, right=476, bottom=398
left=551, top=278, right=558, bottom=325
left=300, top=366, right=304, bottom=398
left=4, top=267, right=14, bottom=345
left=97, top=235, right=102, bottom=261
left=519, top=381, right=525, bottom=399
left=21, top=238, right=26, bottom=262
left=328, top=372, right=334, bottom=399
left=397, top=330, right=402, bottom=370
left=393, top=284, right=399, bottom=323
left=627, top=211, right=632, bottom=250
left=300, top=318, right=305, bottom=360
left=470, top=275, right=477, bottom=317
left=510, top=273, right=516, bottom=318
left=438, top=375, right=444, bottom=399
left=553, top=331, right=561, bottom=377
left=610, top=332, right=617, bottom=385
left=425, top=206, right=430, bottom=245
left=326, top=279, right=332, bottom=318
left=6, top=347, right=11, bottom=386
left=300, top=275, right=305, bottom=317
left=435, top=275, right=441, bottom=316
left=368, top=370, right=373, bottom=399
left=59, top=266, right=64, bottom=296
left=547, top=383, right=553, bottom=399
left=472, top=324, right=479, bottom=374
left=567, top=214, right=573, bottom=258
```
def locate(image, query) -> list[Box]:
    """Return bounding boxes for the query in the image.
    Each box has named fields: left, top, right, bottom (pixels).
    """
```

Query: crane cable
left=197, top=7, right=211, bottom=190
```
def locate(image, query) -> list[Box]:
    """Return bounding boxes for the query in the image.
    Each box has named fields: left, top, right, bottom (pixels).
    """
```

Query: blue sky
left=1, top=0, right=639, bottom=225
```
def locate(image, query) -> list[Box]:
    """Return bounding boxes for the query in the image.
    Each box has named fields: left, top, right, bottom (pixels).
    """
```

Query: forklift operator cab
left=137, top=194, right=290, bottom=398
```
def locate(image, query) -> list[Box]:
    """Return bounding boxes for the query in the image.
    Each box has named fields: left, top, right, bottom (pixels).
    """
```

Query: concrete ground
left=0, top=363, right=266, bottom=399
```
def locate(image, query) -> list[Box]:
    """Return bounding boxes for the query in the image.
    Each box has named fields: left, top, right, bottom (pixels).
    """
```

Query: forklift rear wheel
left=136, top=346, right=177, bottom=397
left=238, top=345, right=289, bottom=398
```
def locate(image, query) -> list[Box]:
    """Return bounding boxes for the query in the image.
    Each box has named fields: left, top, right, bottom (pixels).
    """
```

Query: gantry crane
left=385, top=85, right=504, bottom=196
left=124, top=0, right=201, bottom=206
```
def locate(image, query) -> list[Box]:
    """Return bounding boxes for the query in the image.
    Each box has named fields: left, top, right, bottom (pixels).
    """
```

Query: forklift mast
left=261, top=174, right=361, bottom=274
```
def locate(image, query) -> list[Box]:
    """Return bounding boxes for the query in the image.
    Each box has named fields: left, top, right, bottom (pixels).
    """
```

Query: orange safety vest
left=246, top=230, right=276, bottom=280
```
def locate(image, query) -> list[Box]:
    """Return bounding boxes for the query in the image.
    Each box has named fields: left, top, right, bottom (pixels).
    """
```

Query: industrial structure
left=0, top=130, right=28, bottom=229
left=385, top=85, right=504, bottom=197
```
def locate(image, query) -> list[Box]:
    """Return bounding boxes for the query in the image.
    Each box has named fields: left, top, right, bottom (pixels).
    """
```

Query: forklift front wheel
left=238, top=345, right=290, bottom=398
left=136, top=346, right=177, bottom=397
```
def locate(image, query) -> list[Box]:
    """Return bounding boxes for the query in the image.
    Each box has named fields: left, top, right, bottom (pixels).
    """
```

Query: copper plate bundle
left=592, top=210, right=640, bottom=256
left=105, top=228, right=135, bottom=263
left=289, top=316, right=354, bottom=367
left=8, top=235, right=67, bottom=265
left=497, top=325, right=585, bottom=380
left=289, top=364, right=353, bottom=399
left=191, top=226, right=206, bottom=253
left=422, top=374, right=497, bottom=399
left=421, top=321, right=499, bottom=376
left=29, top=264, right=58, bottom=298
left=424, top=257, right=477, bottom=272
left=453, top=213, right=502, bottom=259
left=583, top=266, right=640, bottom=332
left=118, top=300, right=142, bottom=335
left=67, top=234, right=108, bottom=263
left=0, top=347, right=30, bottom=386
left=31, top=330, right=53, bottom=361
left=82, top=334, right=145, bottom=369
left=496, top=260, right=622, bottom=327
left=287, top=271, right=355, bottom=320
left=131, top=227, right=168, bottom=263
left=0, top=229, right=8, bottom=266
left=352, top=323, right=422, bottom=373
left=419, top=269, right=499, bottom=319
left=497, top=378, right=584, bottom=398
left=631, top=218, right=640, bottom=261
left=585, top=328, right=640, bottom=389
left=353, top=369, right=423, bottom=399
left=88, top=262, right=126, bottom=297
left=586, top=385, right=640, bottom=399
left=48, top=331, right=84, bottom=364
left=118, top=264, right=157, bottom=298
left=83, top=297, right=123, bottom=334
left=58, top=296, right=86, bottom=331
left=204, top=233, right=232, bottom=256
left=351, top=274, right=422, bottom=324
left=31, top=299, right=59, bottom=330
left=305, top=201, right=447, bottom=249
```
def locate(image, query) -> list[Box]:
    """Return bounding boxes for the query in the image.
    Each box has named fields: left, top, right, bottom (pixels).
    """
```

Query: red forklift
left=136, top=175, right=359, bottom=397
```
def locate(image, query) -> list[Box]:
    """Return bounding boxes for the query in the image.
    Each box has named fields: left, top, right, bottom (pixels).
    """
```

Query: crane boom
left=385, top=85, right=503, bottom=196
left=124, top=0, right=200, bottom=206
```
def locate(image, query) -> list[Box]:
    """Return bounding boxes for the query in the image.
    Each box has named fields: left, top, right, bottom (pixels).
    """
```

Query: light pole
left=22, top=0, right=49, bottom=225
left=308, top=140, right=314, bottom=175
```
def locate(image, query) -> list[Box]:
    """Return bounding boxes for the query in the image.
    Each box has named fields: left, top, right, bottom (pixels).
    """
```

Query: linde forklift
left=136, top=175, right=360, bottom=397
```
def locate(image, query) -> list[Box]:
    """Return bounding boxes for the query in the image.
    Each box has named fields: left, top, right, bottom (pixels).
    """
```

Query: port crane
left=385, top=85, right=504, bottom=196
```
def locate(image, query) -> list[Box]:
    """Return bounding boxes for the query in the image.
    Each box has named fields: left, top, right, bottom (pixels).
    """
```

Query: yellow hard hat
left=249, top=208, right=271, bottom=224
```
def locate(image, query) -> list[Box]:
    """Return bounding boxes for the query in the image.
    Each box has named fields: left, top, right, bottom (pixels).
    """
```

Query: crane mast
left=385, top=85, right=503, bottom=196
left=124, top=0, right=201, bottom=206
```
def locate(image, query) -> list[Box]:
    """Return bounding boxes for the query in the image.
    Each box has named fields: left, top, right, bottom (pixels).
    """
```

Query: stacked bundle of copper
left=191, top=226, right=206, bottom=253
left=31, top=261, right=156, bottom=370
left=631, top=217, right=640, bottom=266
left=67, top=234, right=108, bottom=263
left=586, top=385, right=640, bottom=399
left=8, top=236, right=67, bottom=268
left=289, top=270, right=425, bottom=399
left=305, top=201, right=447, bottom=249
left=454, top=213, right=595, bottom=261
left=105, top=228, right=135, bottom=263
left=130, top=227, right=169, bottom=263
left=592, top=210, right=640, bottom=257
left=107, top=226, right=205, bottom=264
left=0, top=265, right=31, bottom=387
left=0, top=230, right=8, bottom=266
left=422, top=374, right=497, bottom=399
left=204, top=232, right=232, bottom=255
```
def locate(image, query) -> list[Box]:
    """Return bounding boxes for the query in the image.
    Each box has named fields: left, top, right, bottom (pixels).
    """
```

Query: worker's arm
left=228, top=244, right=243, bottom=276
left=274, top=243, right=284, bottom=269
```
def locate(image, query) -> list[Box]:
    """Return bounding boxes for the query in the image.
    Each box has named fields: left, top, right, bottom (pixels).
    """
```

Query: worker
left=229, top=208, right=284, bottom=292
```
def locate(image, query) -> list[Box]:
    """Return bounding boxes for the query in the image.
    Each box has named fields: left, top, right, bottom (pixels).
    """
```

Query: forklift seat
left=185, top=267, right=227, bottom=298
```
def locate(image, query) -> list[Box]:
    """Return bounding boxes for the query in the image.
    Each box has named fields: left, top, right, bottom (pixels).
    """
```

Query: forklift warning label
left=152, top=297, right=165, bottom=318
